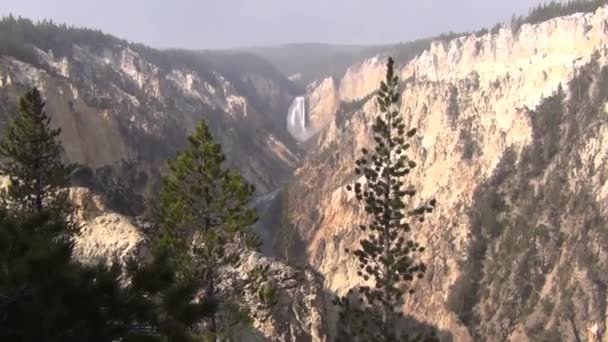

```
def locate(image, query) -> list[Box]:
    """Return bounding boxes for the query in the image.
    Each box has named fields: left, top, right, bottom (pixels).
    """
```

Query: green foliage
left=156, top=119, right=259, bottom=258
left=247, top=264, right=279, bottom=308
left=126, top=243, right=217, bottom=342
left=0, top=87, right=75, bottom=220
left=246, top=1, right=605, bottom=86
left=446, top=85, right=460, bottom=125
left=0, top=209, right=206, bottom=342
left=459, top=119, right=480, bottom=160
left=0, top=15, right=294, bottom=113
left=511, top=0, right=606, bottom=33
left=0, top=211, right=139, bottom=342
left=0, top=15, right=122, bottom=68
left=528, top=87, right=566, bottom=174
left=0, top=88, right=142, bottom=341
left=334, top=292, right=439, bottom=342
left=201, top=50, right=301, bottom=98
left=152, top=119, right=260, bottom=339
left=540, top=298, right=554, bottom=316
left=72, top=162, right=147, bottom=216
left=0, top=88, right=213, bottom=342
left=446, top=148, right=515, bottom=330
left=335, top=296, right=385, bottom=342
left=257, top=283, right=278, bottom=307
left=336, top=57, right=437, bottom=341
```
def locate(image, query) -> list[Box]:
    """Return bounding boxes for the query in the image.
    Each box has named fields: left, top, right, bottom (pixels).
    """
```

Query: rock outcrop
left=70, top=187, right=146, bottom=265
left=69, top=187, right=329, bottom=341
left=234, top=253, right=329, bottom=342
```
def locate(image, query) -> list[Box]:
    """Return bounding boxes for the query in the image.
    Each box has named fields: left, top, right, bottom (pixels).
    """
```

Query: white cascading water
left=287, top=96, right=315, bottom=142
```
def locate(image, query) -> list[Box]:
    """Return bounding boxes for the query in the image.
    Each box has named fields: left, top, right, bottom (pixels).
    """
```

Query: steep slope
left=0, top=18, right=300, bottom=204
left=287, top=5, right=608, bottom=341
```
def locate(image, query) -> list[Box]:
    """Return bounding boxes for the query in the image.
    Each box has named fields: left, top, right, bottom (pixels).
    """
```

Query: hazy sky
left=1, top=0, right=553, bottom=49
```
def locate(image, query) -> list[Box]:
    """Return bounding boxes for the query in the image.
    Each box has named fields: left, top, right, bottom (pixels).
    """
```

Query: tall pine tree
left=0, top=88, right=159, bottom=342
left=153, top=119, right=259, bottom=340
left=0, top=88, right=215, bottom=342
left=125, top=244, right=218, bottom=342
left=335, top=57, right=437, bottom=341
left=0, top=87, right=74, bottom=221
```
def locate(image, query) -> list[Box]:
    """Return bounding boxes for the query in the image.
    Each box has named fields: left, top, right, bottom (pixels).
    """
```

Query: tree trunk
left=208, top=275, right=217, bottom=340
left=34, top=172, right=43, bottom=213
left=203, top=215, right=218, bottom=340
left=383, top=106, right=393, bottom=342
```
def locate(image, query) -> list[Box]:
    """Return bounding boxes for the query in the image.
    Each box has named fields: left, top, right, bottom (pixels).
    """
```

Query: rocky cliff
left=288, top=6, right=608, bottom=341
left=67, top=187, right=328, bottom=341
left=0, top=27, right=300, bottom=200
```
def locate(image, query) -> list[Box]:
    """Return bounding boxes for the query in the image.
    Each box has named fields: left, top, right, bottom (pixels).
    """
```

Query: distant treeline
left=381, top=0, right=607, bottom=67
left=512, top=0, right=607, bottom=32
left=0, top=15, right=123, bottom=67
left=0, top=0, right=605, bottom=88
left=0, top=15, right=298, bottom=95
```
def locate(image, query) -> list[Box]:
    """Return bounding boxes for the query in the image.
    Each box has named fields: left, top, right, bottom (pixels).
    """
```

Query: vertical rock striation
left=288, top=6, right=608, bottom=341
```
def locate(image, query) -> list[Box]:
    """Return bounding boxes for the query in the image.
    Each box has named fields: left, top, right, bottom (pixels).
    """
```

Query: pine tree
left=125, top=243, right=218, bottom=342
left=153, top=119, right=259, bottom=340
left=0, top=87, right=74, bottom=221
left=0, top=210, right=215, bottom=342
left=335, top=57, right=437, bottom=341
left=0, top=88, right=212, bottom=342
left=0, top=209, right=151, bottom=341
left=0, top=88, right=135, bottom=341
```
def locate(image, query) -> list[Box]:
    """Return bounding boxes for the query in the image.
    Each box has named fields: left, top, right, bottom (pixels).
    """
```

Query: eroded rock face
left=306, top=77, right=339, bottom=133
left=338, top=56, right=386, bottom=103
left=69, top=187, right=329, bottom=342
left=70, top=187, right=146, bottom=265
left=233, top=253, right=329, bottom=342
left=0, top=44, right=300, bottom=195
left=288, top=6, right=608, bottom=341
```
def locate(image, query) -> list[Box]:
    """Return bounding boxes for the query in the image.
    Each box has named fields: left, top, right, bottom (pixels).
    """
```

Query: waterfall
left=287, top=96, right=315, bottom=142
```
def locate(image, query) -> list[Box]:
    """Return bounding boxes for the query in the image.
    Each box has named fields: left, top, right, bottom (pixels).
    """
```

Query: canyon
left=2, top=4, right=608, bottom=341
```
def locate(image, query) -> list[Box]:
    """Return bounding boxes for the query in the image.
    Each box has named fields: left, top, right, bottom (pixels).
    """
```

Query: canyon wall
left=289, top=6, right=608, bottom=341
left=0, top=44, right=300, bottom=199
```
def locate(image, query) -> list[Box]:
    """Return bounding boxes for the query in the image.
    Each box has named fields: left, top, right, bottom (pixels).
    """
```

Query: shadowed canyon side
left=287, top=5, right=608, bottom=341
